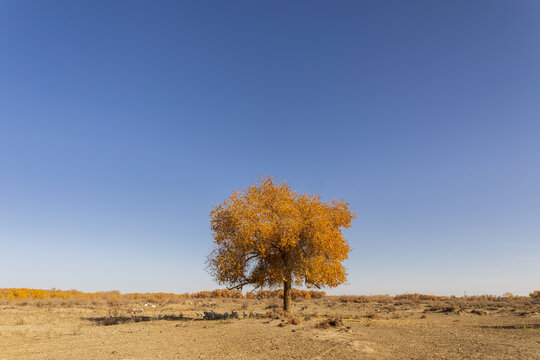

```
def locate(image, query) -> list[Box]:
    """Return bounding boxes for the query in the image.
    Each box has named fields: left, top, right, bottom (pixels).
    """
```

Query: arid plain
left=1, top=292, right=539, bottom=360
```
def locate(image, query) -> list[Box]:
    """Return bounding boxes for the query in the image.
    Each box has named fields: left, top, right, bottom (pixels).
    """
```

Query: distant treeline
left=0, top=288, right=325, bottom=303
left=192, top=289, right=325, bottom=299
left=337, top=292, right=539, bottom=303
left=1, top=288, right=538, bottom=305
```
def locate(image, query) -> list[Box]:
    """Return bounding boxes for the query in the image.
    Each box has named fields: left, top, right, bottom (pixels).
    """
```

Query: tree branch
left=227, top=282, right=250, bottom=291
left=245, top=254, right=259, bottom=263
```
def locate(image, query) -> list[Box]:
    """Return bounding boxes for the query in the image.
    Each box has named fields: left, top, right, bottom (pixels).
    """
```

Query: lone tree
left=207, top=176, right=355, bottom=312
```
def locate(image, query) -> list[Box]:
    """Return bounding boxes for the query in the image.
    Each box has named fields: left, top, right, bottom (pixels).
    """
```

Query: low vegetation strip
left=0, top=288, right=325, bottom=305
left=1, top=288, right=538, bottom=308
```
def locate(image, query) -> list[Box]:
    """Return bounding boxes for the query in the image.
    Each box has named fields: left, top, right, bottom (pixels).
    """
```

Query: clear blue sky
left=1, top=1, right=538, bottom=296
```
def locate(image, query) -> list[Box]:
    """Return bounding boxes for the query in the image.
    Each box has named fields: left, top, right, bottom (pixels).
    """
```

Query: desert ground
left=1, top=296, right=539, bottom=360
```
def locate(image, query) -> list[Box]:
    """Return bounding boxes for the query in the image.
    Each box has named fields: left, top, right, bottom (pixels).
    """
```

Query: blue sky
left=1, top=1, right=539, bottom=296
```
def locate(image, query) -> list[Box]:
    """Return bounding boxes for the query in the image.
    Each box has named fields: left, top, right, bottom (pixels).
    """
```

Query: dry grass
left=316, top=316, right=344, bottom=329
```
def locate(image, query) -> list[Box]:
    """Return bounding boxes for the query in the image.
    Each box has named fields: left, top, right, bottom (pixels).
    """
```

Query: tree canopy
left=207, top=175, right=355, bottom=311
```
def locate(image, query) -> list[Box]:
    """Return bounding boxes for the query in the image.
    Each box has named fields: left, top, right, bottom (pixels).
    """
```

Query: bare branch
left=227, top=282, right=249, bottom=291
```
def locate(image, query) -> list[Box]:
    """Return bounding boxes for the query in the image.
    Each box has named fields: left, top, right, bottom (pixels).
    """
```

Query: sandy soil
left=1, top=298, right=539, bottom=359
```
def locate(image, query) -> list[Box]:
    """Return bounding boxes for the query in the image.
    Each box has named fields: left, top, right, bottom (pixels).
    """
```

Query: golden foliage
left=0, top=288, right=103, bottom=301
left=208, top=175, right=355, bottom=290
left=191, top=289, right=243, bottom=298
left=0, top=288, right=325, bottom=303
left=0, top=288, right=125, bottom=305
left=245, top=289, right=323, bottom=300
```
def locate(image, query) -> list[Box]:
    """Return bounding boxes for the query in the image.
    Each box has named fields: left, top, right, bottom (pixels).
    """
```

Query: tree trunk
left=283, top=279, right=292, bottom=313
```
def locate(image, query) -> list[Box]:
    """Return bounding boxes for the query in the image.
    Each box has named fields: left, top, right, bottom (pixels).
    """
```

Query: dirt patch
left=1, top=298, right=539, bottom=359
